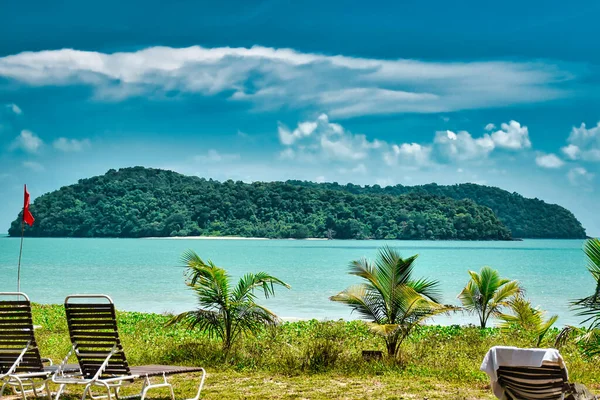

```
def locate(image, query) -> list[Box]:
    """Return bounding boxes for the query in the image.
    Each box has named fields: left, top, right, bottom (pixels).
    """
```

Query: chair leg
left=185, top=369, right=206, bottom=400
left=44, top=380, right=52, bottom=399
left=54, top=383, right=66, bottom=400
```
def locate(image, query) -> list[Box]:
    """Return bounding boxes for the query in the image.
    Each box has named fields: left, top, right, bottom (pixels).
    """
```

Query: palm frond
left=368, top=323, right=401, bottom=337
left=490, top=280, right=522, bottom=308
left=330, top=284, right=387, bottom=323
left=584, top=238, right=600, bottom=283
left=571, top=239, right=600, bottom=332
left=167, top=309, right=224, bottom=340
left=409, top=278, right=441, bottom=303
left=457, top=281, right=482, bottom=313
left=232, top=272, right=290, bottom=302
left=498, top=296, right=557, bottom=347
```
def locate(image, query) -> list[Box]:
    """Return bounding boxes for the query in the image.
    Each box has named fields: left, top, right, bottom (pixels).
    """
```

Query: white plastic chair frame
left=51, top=294, right=206, bottom=400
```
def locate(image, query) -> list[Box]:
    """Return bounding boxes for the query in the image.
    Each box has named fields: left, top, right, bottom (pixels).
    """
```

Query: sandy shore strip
left=142, top=236, right=327, bottom=240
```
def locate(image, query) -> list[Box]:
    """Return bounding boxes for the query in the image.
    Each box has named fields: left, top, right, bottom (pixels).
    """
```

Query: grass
left=24, top=304, right=600, bottom=399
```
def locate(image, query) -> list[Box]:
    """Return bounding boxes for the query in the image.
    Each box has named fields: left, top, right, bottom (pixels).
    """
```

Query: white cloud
left=561, top=144, right=581, bottom=160
left=22, top=161, right=44, bottom=172
left=568, top=167, right=594, bottom=188
left=7, top=103, right=22, bottom=115
left=278, top=116, right=534, bottom=168
left=484, top=123, right=496, bottom=131
left=11, top=130, right=43, bottom=153
left=53, top=137, right=91, bottom=152
left=433, top=130, right=495, bottom=162
left=489, top=121, right=531, bottom=150
left=193, top=149, right=240, bottom=163
left=279, top=113, right=382, bottom=162
left=278, top=120, right=318, bottom=145
left=384, top=143, right=431, bottom=166
left=563, top=122, right=600, bottom=161
left=0, top=46, right=575, bottom=118
left=535, top=153, right=564, bottom=169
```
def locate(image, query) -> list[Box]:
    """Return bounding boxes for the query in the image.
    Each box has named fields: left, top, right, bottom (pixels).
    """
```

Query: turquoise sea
left=0, top=237, right=593, bottom=327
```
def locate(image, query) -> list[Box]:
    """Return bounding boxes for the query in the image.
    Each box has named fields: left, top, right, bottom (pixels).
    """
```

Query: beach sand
left=143, top=236, right=327, bottom=240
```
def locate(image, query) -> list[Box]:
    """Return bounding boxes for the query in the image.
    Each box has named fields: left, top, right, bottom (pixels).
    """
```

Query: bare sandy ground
left=143, top=236, right=327, bottom=240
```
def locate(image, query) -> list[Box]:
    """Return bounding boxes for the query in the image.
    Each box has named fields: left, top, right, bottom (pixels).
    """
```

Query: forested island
left=8, top=167, right=585, bottom=239
left=287, top=181, right=587, bottom=239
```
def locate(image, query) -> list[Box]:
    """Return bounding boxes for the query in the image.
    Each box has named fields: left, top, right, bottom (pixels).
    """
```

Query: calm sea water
left=0, top=237, right=593, bottom=327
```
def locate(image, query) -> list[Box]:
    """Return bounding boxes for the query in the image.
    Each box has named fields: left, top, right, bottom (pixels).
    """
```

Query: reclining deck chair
left=0, top=292, right=78, bottom=400
left=52, top=294, right=206, bottom=400
left=481, top=346, right=570, bottom=400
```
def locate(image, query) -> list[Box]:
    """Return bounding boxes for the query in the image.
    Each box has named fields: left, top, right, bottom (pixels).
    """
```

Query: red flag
left=23, top=185, right=35, bottom=226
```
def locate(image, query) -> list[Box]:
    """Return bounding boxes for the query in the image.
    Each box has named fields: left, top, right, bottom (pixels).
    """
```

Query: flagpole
left=17, top=214, right=24, bottom=293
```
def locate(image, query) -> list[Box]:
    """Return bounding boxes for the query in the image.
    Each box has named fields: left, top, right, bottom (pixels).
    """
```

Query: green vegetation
left=9, top=167, right=515, bottom=240
left=330, top=247, right=455, bottom=357
left=288, top=181, right=587, bottom=239
left=559, top=238, right=600, bottom=357
left=498, top=296, right=558, bottom=347
left=168, top=250, right=289, bottom=351
left=458, top=266, right=522, bottom=328
left=28, top=305, right=600, bottom=399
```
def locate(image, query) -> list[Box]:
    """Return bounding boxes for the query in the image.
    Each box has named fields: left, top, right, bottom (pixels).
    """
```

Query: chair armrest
left=41, top=357, right=54, bottom=366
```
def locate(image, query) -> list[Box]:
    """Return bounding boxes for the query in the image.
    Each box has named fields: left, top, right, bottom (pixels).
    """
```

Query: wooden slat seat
left=65, top=301, right=131, bottom=380
left=0, top=299, right=44, bottom=375
left=498, top=365, right=569, bottom=399
left=54, top=294, right=206, bottom=400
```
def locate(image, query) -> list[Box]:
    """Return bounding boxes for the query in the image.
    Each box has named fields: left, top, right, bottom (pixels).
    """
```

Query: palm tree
left=557, top=239, right=600, bottom=356
left=498, top=296, right=558, bottom=347
left=330, top=246, right=454, bottom=358
left=168, top=250, right=290, bottom=351
left=574, top=238, right=600, bottom=331
left=458, top=266, right=521, bottom=328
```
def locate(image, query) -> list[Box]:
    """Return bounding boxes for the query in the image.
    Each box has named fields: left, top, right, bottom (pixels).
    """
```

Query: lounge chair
left=481, top=346, right=570, bottom=400
left=0, top=292, right=78, bottom=400
left=51, top=294, right=206, bottom=400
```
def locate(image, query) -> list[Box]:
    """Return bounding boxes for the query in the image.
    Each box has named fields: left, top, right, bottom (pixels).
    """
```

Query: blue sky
left=1, top=0, right=599, bottom=235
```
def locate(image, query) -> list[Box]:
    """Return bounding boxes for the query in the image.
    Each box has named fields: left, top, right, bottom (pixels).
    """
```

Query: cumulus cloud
left=53, top=137, right=91, bottom=152
left=0, top=46, right=575, bottom=118
left=562, top=122, right=600, bottom=161
left=194, top=149, right=240, bottom=163
left=22, top=161, right=44, bottom=172
left=535, top=153, right=564, bottom=168
left=433, top=130, right=495, bottom=162
left=278, top=116, right=533, bottom=169
left=561, top=144, right=580, bottom=160
left=278, top=114, right=381, bottom=162
left=278, top=120, right=319, bottom=145
left=384, top=143, right=432, bottom=166
left=489, top=121, right=531, bottom=150
left=418, top=120, right=529, bottom=164
left=11, top=130, right=43, bottom=153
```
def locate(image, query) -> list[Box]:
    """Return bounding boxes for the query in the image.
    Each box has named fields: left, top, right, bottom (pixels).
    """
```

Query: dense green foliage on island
left=9, top=167, right=513, bottom=240
left=287, top=181, right=587, bottom=239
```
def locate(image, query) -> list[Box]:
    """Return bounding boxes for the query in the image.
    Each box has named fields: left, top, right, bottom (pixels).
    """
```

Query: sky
left=0, top=0, right=599, bottom=235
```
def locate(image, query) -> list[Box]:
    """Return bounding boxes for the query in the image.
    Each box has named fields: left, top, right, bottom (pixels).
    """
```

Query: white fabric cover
left=480, top=346, right=568, bottom=399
